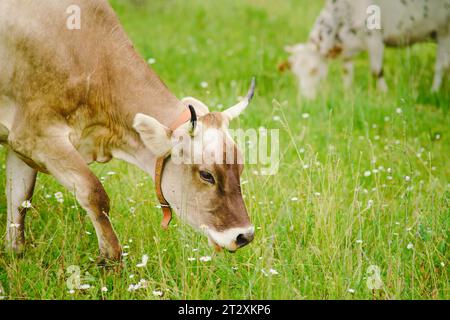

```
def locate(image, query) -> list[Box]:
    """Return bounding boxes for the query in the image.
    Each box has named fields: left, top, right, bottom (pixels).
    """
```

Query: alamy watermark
left=66, top=5, right=81, bottom=30
left=170, top=127, right=280, bottom=175
left=366, top=265, right=383, bottom=290
left=366, top=5, right=381, bottom=30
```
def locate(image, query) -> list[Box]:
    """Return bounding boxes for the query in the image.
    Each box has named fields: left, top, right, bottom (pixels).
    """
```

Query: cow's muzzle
left=205, top=226, right=255, bottom=252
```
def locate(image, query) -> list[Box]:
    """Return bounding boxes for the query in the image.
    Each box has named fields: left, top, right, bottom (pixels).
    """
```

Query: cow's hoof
left=4, top=241, right=26, bottom=257
left=96, top=256, right=123, bottom=270
left=98, top=244, right=122, bottom=263
left=377, top=79, right=388, bottom=93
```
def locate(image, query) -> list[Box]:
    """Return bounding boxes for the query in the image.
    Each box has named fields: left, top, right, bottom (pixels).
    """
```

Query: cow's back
left=375, top=0, right=450, bottom=45
left=0, top=0, right=133, bottom=114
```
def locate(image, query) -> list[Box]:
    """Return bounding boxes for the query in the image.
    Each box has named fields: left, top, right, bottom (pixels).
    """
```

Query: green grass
left=0, top=0, right=448, bottom=300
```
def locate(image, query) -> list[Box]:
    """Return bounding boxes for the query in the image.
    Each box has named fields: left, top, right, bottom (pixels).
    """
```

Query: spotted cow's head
left=284, top=43, right=328, bottom=100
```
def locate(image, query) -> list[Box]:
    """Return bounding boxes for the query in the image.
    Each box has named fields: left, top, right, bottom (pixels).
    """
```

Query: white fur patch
left=206, top=226, right=255, bottom=250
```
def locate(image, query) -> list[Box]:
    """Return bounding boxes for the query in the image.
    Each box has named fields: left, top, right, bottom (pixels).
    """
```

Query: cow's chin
left=199, top=224, right=238, bottom=252
left=207, top=236, right=239, bottom=253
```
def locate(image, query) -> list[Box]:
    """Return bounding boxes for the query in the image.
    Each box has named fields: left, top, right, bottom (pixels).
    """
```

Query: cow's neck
left=108, top=47, right=185, bottom=177
left=110, top=46, right=186, bottom=127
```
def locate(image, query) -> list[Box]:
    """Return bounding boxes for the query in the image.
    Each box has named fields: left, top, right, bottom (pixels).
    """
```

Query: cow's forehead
left=171, top=113, right=242, bottom=166
left=200, top=112, right=225, bottom=128
left=195, top=121, right=236, bottom=154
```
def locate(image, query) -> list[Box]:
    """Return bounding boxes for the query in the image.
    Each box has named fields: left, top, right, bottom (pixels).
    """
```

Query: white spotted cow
left=283, top=0, right=450, bottom=99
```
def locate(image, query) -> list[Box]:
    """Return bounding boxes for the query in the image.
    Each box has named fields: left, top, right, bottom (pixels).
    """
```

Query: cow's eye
left=199, top=170, right=215, bottom=184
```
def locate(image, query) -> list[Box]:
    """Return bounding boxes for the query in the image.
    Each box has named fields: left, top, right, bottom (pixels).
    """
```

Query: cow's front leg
left=367, top=36, right=388, bottom=92
left=33, top=138, right=122, bottom=261
left=432, top=33, right=450, bottom=92
left=5, top=150, right=37, bottom=253
left=342, top=59, right=354, bottom=88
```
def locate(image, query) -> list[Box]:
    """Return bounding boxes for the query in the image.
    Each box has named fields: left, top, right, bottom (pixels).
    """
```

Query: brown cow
left=0, top=0, right=255, bottom=260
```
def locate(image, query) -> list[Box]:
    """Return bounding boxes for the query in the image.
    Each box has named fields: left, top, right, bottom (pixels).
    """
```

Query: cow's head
left=284, top=43, right=328, bottom=100
left=133, top=80, right=255, bottom=252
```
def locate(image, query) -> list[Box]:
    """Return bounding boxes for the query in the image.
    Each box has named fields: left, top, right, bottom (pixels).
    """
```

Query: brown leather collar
left=155, top=107, right=191, bottom=229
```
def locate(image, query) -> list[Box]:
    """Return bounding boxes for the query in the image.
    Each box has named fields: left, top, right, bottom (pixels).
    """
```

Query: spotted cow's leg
left=5, top=149, right=37, bottom=253
left=367, top=35, right=388, bottom=92
left=432, top=33, right=450, bottom=92
left=342, top=59, right=354, bottom=88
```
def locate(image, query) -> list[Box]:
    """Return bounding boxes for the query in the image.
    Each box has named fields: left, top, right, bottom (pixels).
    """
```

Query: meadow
left=0, top=0, right=448, bottom=299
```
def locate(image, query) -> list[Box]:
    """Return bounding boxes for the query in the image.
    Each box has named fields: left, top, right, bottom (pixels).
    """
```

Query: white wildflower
left=55, top=192, right=64, bottom=203
left=127, top=279, right=148, bottom=292
left=200, top=81, right=208, bottom=88
left=199, top=256, right=212, bottom=262
left=101, top=287, right=108, bottom=293
left=136, top=254, right=149, bottom=268
left=364, top=170, right=371, bottom=177
left=78, top=284, right=91, bottom=290
left=152, top=290, right=163, bottom=297
left=407, top=243, right=414, bottom=250
left=21, top=200, right=32, bottom=209
left=269, top=268, right=279, bottom=275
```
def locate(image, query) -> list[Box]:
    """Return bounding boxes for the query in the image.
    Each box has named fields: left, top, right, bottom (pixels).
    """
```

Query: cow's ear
left=181, top=97, right=209, bottom=116
left=133, top=113, right=172, bottom=156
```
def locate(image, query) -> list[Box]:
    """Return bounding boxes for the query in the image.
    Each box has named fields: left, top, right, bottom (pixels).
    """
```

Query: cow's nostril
left=236, top=234, right=248, bottom=247
left=236, top=232, right=254, bottom=248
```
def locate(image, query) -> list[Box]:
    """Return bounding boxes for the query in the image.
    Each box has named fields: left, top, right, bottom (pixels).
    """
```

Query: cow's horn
left=188, top=104, right=197, bottom=134
left=223, top=77, right=256, bottom=121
